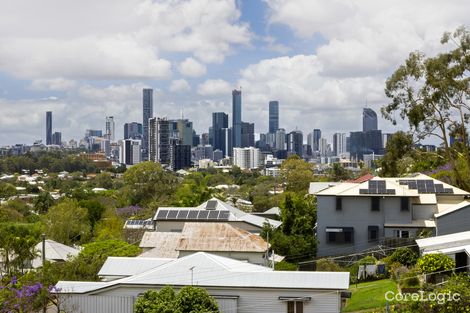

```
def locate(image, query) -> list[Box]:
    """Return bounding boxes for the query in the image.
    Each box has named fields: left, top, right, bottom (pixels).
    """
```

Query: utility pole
left=190, top=266, right=195, bottom=286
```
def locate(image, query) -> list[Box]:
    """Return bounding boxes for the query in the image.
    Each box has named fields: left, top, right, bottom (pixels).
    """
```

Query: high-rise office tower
left=142, top=88, right=153, bottom=160
left=124, top=122, right=143, bottom=140
left=349, top=130, right=383, bottom=160
left=275, top=128, right=286, bottom=150
left=268, top=101, right=279, bottom=133
left=51, top=132, right=62, bottom=146
left=287, top=130, right=303, bottom=156
left=232, top=89, right=242, bottom=148
left=212, top=112, right=228, bottom=151
left=333, top=133, right=347, bottom=157
left=174, top=119, right=193, bottom=146
left=363, top=108, right=378, bottom=132
left=221, top=128, right=232, bottom=157
left=156, top=118, right=171, bottom=165
left=319, top=138, right=329, bottom=157
left=46, top=111, right=52, bottom=145
left=241, top=122, right=255, bottom=148
left=313, top=129, right=321, bottom=152
left=105, top=116, right=115, bottom=142
left=119, top=139, right=141, bottom=165
left=170, top=144, right=191, bottom=171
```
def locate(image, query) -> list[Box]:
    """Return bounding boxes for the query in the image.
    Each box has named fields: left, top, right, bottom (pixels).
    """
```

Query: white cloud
left=178, top=58, right=207, bottom=77
left=197, top=79, right=232, bottom=96
left=30, top=78, right=77, bottom=91
left=0, top=0, right=251, bottom=80
left=169, top=79, right=191, bottom=93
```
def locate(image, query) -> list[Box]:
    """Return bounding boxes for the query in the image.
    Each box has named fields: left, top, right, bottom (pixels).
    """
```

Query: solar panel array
left=156, top=209, right=231, bottom=221
left=398, top=179, right=454, bottom=194
left=126, top=220, right=153, bottom=226
left=359, top=180, right=396, bottom=195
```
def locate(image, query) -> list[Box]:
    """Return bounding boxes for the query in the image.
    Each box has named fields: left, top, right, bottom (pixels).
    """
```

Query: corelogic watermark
left=385, top=291, right=461, bottom=305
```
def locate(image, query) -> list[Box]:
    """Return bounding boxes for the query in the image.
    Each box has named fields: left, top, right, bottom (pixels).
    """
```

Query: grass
left=343, top=279, right=397, bottom=312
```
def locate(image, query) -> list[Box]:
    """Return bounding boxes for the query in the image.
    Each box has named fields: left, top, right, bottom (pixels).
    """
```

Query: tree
left=280, top=155, right=314, bottom=194
left=0, top=182, right=16, bottom=199
left=93, top=172, right=114, bottom=190
left=42, top=199, right=91, bottom=245
left=123, top=162, right=179, bottom=206
left=135, top=286, right=219, bottom=313
left=327, top=163, right=353, bottom=182
left=389, top=247, right=418, bottom=267
left=382, top=26, right=470, bottom=190
left=33, top=191, right=54, bottom=214
left=378, top=131, right=415, bottom=177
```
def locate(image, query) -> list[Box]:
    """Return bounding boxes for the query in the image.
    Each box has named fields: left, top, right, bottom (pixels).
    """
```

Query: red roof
left=347, top=173, right=375, bottom=183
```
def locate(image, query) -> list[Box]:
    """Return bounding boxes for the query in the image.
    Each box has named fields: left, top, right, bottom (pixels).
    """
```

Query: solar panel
left=443, top=188, right=454, bottom=194
left=156, top=210, right=168, bottom=220
left=208, top=210, right=219, bottom=219
left=218, top=211, right=230, bottom=220
left=167, top=210, right=178, bottom=219
left=198, top=210, right=209, bottom=219
left=206, top=200, right=218, bottom=210
left=187, top=210, right=199, bottom=219
left=177, top=210, right=189, bottom=219
left=359, top=189, right=369, bottom=194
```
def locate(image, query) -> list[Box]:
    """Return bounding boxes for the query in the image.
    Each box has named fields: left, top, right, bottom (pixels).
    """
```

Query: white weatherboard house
left=152, top=198, right=282, bottom=234
left=311, top=174, right=469, bottom=257
left=56, top=252, right=349, bottom=313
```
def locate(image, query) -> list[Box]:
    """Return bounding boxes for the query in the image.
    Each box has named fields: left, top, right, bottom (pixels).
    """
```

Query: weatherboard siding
left=92, top=286, right=342, bottom=313
left=437, top=205, right=470, bottom=235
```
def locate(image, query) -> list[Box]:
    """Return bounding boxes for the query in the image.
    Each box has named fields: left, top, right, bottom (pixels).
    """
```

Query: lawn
left=343, top=279, right=397, bottom=312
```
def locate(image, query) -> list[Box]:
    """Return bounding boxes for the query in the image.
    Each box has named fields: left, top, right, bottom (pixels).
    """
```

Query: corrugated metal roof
left=152, top=198, right=282, bottom=229
left=56, top=252, right=349, bottom=294
left=32, top=240, right=80, bottom=268
left=416, top=231, right=470, bottom=252
left=435, top=200, right=470, bottom=218
left=423, top=245, right=470, bottom=256
left=177, top=223, right=268, bottom=253
left=139, top=232, right=180, bottom=258
left=384, top=220, right=436, bottom=228
left=98, top=257, right=174, bottom=278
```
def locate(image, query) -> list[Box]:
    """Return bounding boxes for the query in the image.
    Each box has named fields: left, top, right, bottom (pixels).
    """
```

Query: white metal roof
left=309, top=182, right=341, bottom=195
left=32, top=240, right=80, bottom=268
left=416, top=231, right=470, bottom=252
left=384, top=220, right=436, bottom=228
left=435, top=201, right=470, bottom=218
left=56, top=252, right=349, bottom=294
left=423, top=245, right=470, bottom=256
left=153, top=198, right=282, bottom=229
left=98, top=257, right=174, bottom=278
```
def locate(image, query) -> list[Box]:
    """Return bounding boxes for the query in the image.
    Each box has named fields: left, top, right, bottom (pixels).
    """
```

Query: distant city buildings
left=124, top=122, right=143, bottom=140
left=51, top=132, right=62, bottom=146
left=233, top=147, right=260, bottom=170
left=46, top=111, right=52, bottom=145
left=232, top=89, right=242, bottom=148
left=119, top=139, right=141, bottom=165
left=287, top=130, right=303, bottom=156
left=363, top=108, right=378, bottom=132
left=105, top=116, right=115, bottom=142
left=268, top=101, right=279, bottom=133
left=142, top=88, right=153, bottom=161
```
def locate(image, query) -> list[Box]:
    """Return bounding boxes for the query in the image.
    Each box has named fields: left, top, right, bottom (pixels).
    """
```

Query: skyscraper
left=232, top=89, right=242, bottom=148
left=52, top=132, right=62, bottom=146
left=363, top=108, right=378, bottom=132
left=142, top=88, right=153, bottom=161
left=105, top=116, right=115, bottom=142
left=268, top=101, right=279, bottom=133
left=119, top=139, right=141, bottom=165
left=221, top=128, right=232, bottom=157
left=46, top=111, right=52, bottom=145
left=124, top=122, right=143, bottom=140
left=313, top=129, right=321, bottom=152
left=241, top=122, right=255, bottom=147
left=287, top=130, right=303, bottom=156
left=275, top=128, right=286, bottom=150
left=156, top=118, right=171, bottom=165
left=333, top=133, right=347, bottom=157
left=212, top=112, right=228, bottom=151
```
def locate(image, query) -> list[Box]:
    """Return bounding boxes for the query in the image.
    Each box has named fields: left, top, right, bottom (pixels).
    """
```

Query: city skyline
left=0, top=1, right=468, bottom=145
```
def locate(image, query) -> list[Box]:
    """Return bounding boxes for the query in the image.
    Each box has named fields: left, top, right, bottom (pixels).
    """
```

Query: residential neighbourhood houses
left=55, top=174, right=470, bottom=313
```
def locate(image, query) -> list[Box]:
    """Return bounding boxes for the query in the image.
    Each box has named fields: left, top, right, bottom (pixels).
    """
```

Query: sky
left=0, top=0, right=469, bottom=145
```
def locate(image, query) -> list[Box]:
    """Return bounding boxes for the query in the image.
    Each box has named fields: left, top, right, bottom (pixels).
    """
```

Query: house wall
left=177, top=251, right=266, bottom=266
left=317, top=196, right=415, bottom=257
left=87, top=285, right=342, bottom=313
left=412, top=204, right=436, bottom=220
left=155, top=221, right=262, bottom=233
left=437, top=205, right=470, bottom=235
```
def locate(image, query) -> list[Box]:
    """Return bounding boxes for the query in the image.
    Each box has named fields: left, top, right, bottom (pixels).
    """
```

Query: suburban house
left=32, top=239, right=80, bottom=268
left=416, top=231, right=470, bottom=273
left=311, top=174, right=469, bottom=257
left=152, top=198, right=281, bottom=234
left=139, top=222, right=269, bottom=265
left=56, top=252, right=350, bottom=313
left=435, top=200, right=470, bottom=235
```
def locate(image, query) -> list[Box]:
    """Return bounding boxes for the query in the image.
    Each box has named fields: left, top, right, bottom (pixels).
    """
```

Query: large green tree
left=123, top=162, right=179, bottom=206
left=382, top=26, right=470, bottom=189
left=280, top=155, right=314, bottom=194
left=42, top=199, right=91, bottom=245
left=378, top=131, right=415, bottom=177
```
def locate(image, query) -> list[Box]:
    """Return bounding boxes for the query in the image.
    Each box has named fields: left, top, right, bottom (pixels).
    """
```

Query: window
left=400, top=197, right=409, bottom=211
left=336, top=197, right=342, bottom=211
left=368, top=226, right=379, bottom=241
left=395, top=230, right=410, bottom=238
left=371, top=197, right=380, bottom=211
left=326, top=227, right=354, bottom=244
left=287, top=301, right=303, bottom=313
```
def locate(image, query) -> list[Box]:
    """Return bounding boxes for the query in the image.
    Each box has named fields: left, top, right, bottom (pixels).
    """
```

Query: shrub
left=274, top=260, right=298, bottom=271
left=416, top=253, right=455, bottom=274
left=315, top=258, right=344, bottom=272
left=399, top=267, right=421, bottom=288
left=390, top=247, right=418, bottom=267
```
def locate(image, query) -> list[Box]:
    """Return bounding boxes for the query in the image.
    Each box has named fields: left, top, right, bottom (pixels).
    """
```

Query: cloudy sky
left=0, top=0, right=468, bottom=145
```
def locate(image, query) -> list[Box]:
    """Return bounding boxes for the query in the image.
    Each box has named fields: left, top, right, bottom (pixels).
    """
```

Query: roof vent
left=206, top=200, right=218, bottom=210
